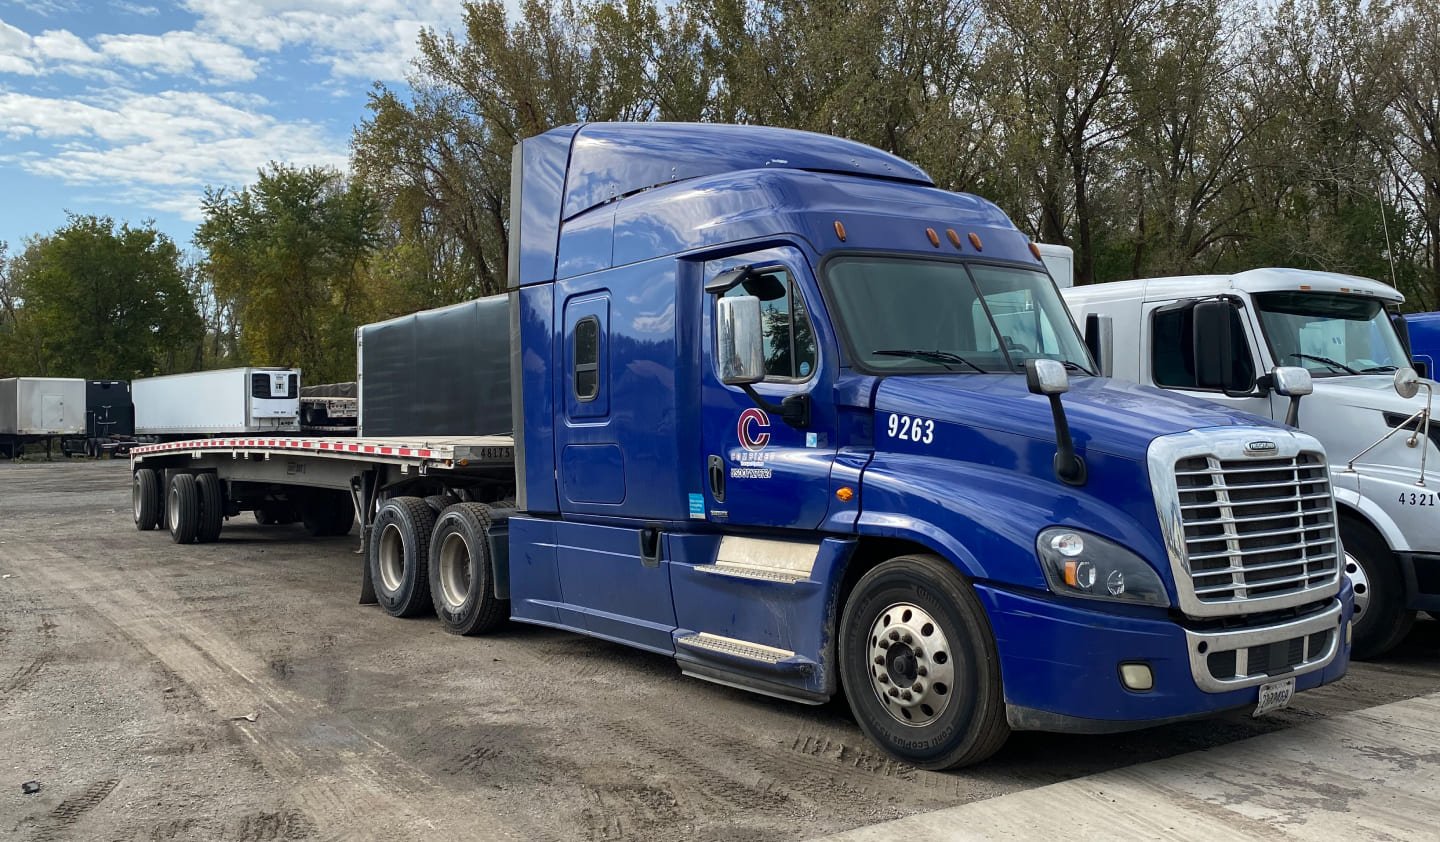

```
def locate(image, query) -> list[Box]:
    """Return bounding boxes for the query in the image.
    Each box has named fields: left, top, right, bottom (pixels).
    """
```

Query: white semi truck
left=1065, top=268, right=1434, bottom=657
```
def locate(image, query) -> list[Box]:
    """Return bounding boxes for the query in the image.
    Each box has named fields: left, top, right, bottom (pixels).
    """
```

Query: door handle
left=708, top=455, right=725, bottom=503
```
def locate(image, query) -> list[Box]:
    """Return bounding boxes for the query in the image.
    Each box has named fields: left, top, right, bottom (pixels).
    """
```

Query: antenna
left=1378, top=177, right=1400, bottom=291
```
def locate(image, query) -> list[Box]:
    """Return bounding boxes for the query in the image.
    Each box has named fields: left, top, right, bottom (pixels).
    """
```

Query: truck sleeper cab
left=132, top=124, right=1351, bottom=770
left=1065, top=270, right=1435, bottom=658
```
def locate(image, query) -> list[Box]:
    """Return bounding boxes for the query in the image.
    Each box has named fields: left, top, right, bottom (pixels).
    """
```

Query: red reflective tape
left=379, top=447, right=392, bottom=455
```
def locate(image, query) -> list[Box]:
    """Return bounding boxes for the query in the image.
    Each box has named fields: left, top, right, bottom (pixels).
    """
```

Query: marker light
left=834, top=220, right=847, bottom=241
left=968, top=232, right=983, bottom=251
left=926, top=227, right=941, bottom=247
left=947, top=229, right=962, bottom=248
left=835, top=486, right=854, bottom=502
left=1028, top=242, right=1042, bottom=260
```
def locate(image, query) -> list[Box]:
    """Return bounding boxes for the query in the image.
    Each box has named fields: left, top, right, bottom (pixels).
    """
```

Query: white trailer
left=0, top=377, right=86, bottom=458
left=134, top=367, right=301, bottom=438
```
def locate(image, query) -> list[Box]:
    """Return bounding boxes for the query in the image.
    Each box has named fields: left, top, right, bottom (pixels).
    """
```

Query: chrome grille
left=1174, top=452, right=1339, bottom=607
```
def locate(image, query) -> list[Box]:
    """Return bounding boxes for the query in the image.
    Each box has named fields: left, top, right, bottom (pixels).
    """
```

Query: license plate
left=1253, top=677, right=1295, bottom=717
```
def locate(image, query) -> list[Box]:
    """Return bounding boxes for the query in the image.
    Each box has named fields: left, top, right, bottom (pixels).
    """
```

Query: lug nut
left=888, top=687, right=900, bottom=698
left=902, top=633, right=913, bottom=644
left=901, top=691, right=913, bottom=701
left=878, top=674, right=890, bottom=684
left=889, top=630, right=900, bottom=641
left=879, top=639, right=890, bottom=649
left=912, top=682, right=923, bottom=693
left=917, top=666, right=928, bottom=676
left=874, top=656, right=884, bottom=665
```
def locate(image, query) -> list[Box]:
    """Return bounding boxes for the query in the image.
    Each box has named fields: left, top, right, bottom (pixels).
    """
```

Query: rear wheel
left=368, top=497, right=436, bottom=617
left=429, top=503, right=510, bottom=635
left=1343, top=521, right=1413, bottom=659
left=196, top=473, right=225, bottom=543
left=839, top=554, right=1010, bottom=769
left=167, top=473, right=200, bottom=544
left=133, top=468, right=160, bottom=531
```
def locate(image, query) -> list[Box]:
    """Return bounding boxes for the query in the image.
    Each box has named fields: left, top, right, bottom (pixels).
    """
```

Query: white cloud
left=111, top=1, right=160, bottom=15
left=0, top=89, right=348, bottom=222
left=0, top=21, right=256, bottom=84
left=97, top=31, right=259, bottom=82
left=182, top=0, right=466, bottom=81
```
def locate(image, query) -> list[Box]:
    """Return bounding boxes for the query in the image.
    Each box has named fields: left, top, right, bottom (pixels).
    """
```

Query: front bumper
left=978, top=578, right=1353, bottom=732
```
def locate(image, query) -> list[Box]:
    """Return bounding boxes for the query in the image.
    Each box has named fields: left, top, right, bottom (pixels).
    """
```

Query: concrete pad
left=814, top=693, right=1440, bottom=841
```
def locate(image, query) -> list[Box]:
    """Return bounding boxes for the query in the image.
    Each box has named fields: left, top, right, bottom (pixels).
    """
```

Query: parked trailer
left=0, top=377, right=86, bottom=459
left=300, top=382, right=358, bottom=435
left=131, top=122, right=1352, bottom=769
left=134, top=367, right=301, bottom=439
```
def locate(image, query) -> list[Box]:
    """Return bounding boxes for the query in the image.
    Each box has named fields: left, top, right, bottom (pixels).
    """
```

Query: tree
left=0, top=216, right=201, bottom=378
left=196, top=164, right=382, bottom=383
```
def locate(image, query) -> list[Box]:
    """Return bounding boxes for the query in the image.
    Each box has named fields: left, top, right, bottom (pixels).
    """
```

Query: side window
left=722, top=269, right=817, bottom=380
left=573, top=316, right=600, bottom=401
left=1152, top=305, right=1256, bottom=390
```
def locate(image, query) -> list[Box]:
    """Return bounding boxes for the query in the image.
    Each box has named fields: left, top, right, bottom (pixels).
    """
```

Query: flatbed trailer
left=130, top=435, right=517, bottom=594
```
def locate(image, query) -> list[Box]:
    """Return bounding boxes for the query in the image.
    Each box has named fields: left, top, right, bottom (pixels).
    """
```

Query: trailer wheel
left=133, top=468, right=161, bottom=531
left=167, top=473, right=200, bottom=544
left=839, top=554, right=1010, bottom=770
left=302, top=490, right=354, bottom=537
left=430, top=503, right=510, bottom=635
left=196, top=473, right=225, bottom=543
left=1343, top=521, right=1414, bottom=659
left=368, top=497, right=436, bottom=617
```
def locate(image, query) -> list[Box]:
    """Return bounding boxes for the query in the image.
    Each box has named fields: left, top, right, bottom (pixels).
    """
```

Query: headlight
left=1035, top=527, right=1170, bottom=607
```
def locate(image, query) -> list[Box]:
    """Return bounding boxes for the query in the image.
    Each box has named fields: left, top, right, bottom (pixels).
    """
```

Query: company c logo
left=738, top=407, right=772, bottom=452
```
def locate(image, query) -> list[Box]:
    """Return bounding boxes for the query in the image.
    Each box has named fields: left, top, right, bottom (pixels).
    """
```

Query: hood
left=1311, top=375, right=1430, bottom=416
left=873, top=374, right=1280, bottom=462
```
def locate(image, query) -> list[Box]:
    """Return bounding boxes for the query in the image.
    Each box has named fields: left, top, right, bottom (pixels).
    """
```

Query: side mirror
left=1271, top=366, right=1313, bottom=397
left=1271, top=365, right=1312, bottom=427
left=1084, top=313, right=1114, bottom=377
left=1395, top=366, right=1422, bottom=400
left=1391, top=311, right=1413, bottom=359
left=1024, top=358, right=1070, bottom=395
left=716, top=295, right=765, bottom=386
left=1193, top=299, right=1234, bottom=390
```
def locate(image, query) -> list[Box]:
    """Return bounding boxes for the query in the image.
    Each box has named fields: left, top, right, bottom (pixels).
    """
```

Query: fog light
left=1120, top=663, right=1153, bottom=692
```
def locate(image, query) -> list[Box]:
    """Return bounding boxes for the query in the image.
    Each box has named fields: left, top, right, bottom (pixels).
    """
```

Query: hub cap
left=437, top=531, right=473, bottom=610
left=866, top=602, right=956, bottom=727
left=1344, top=552, right=1370, bottom=621
left=377, top=523, right=406, bottom=593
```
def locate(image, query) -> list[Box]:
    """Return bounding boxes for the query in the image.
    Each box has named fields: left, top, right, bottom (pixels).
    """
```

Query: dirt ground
left=2, top=459, right=1437, bottom=842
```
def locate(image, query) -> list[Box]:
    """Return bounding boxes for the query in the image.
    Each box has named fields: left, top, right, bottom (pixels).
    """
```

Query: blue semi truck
left=130, top=123, right=1352, bottom=768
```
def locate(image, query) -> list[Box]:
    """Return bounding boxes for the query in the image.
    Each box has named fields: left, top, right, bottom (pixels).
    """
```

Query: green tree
left=196, top=164, right=382, bottom=383
left=0, top=216, right=200, bottom=378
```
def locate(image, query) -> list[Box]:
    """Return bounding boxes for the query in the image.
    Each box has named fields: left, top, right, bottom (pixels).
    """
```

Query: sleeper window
left=574, top=316, right=600, bottom=400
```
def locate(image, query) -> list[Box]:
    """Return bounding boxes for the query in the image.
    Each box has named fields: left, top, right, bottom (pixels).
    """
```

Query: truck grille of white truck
left=1175, top=451, right=1339, bottom=608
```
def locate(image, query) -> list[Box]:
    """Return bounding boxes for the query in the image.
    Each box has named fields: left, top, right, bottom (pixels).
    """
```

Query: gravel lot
left=2, top=459, right=1437, bottom=841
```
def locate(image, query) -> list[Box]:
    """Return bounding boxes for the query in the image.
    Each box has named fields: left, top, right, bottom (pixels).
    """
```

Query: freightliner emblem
left=1245, top=440, right=1278, bottom=455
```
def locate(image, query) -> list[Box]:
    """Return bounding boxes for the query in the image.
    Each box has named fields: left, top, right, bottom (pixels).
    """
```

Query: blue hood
left=874, top=374, right=1280, bottom=463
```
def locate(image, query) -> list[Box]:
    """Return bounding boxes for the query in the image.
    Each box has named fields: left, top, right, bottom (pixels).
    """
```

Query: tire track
left=18, top=543, right=537, bottom=842
left=33, top=778, right=120, bottom=841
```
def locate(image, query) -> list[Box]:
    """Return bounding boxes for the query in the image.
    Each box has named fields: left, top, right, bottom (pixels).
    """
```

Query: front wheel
left=838, top=554, right=1010, bottom=770
left=1342, top=522, right=1413, bottom=659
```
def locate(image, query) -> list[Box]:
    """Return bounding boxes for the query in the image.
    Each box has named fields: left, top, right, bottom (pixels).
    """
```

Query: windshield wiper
left=1290, top=353, right=1359, bottom=375
left=873, top=349, right=985, bottom=373
left=1361, top=365, right=1399, bottom=373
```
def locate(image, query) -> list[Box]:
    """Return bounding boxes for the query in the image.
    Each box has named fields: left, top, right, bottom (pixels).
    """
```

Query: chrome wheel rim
left=167, top=486, right=180, bottom=530
left=866, top=602, right=956, bottom=727
left=133, top=476, right=143, bottom=521
left=437, top=531, right=472, bottom=610
left=1344, top=552, right=1370, bottom=621
left=377, top=523, right=406, bottom=593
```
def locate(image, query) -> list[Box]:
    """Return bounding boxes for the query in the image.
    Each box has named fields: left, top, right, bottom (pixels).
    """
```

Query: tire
left=368, top=496, right=436, bottom=617
left=429, top=503, right=510, bottom=635
left=196, top=473, right=225, bottom=543
left=302, top=490, right=354, bottom=537
left=1342, top=521, right=1414, bottom=659
left=167, top=473, right=200, bottom=545
left=424, top=494, right=452, bottom=514
left=133, top=468, right=161, bottom=531
left=255, top=502, right=298, bottom=525
left=839, top=554, right=1010, bottom=770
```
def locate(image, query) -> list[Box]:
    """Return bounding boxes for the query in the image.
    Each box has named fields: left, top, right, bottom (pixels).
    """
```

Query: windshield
left=1254, top=292, right=1407, bottom=377
left=823, top=256, right=1094, bottom=373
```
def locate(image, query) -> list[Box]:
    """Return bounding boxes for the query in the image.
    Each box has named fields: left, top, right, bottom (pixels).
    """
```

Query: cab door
left=1142, top=299, right=1274, bottom=419
left=698, top=247, right=839, bottom=529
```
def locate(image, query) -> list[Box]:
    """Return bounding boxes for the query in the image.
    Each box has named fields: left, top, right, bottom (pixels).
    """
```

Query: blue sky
left=0, top=0, right=476, bottom=254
